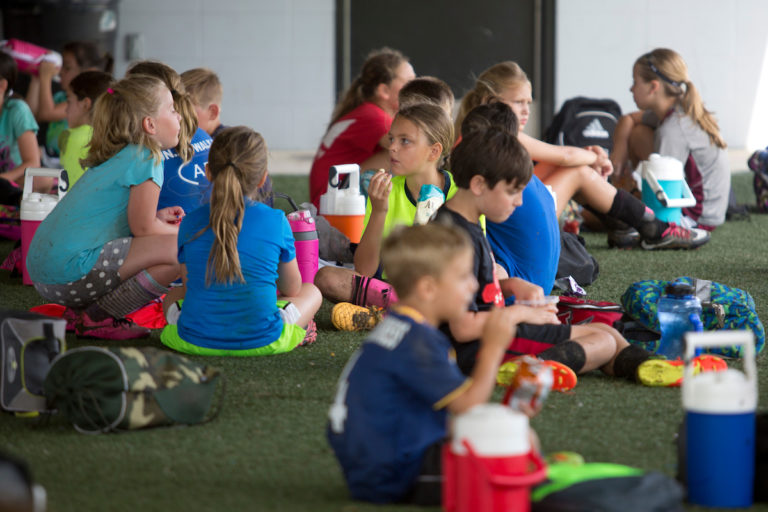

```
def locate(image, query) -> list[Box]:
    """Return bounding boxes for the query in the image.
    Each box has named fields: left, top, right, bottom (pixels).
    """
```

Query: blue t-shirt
left=176, top=200, right=296, bottom=350
left=27, top=145, right=163, bottom=284
left=157, top=127, right=212, bottom=214
left=327, top=307, right=468, bottom=503
left=0, top=98, right=39, bottom=173
left=487, top=176, right=560, bottom=295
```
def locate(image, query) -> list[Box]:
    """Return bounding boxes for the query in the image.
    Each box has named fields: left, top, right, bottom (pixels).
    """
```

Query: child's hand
left=157, top=206, right=185, bottom=225
left=587, top=145, right=613, bottom=178
left=38, top=60, right=60, bottom=79
left=506, top=278, right=544, bottom=304
left=367, top=169, right=391, bottom=213
left=508, top=304, right=559, bottom=325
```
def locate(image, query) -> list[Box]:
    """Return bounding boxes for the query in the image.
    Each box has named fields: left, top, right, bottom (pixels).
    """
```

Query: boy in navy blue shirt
left=326, top=222, right=555, bottom=505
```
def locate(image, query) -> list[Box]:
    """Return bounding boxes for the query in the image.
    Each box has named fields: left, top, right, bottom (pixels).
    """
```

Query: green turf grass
left=1, top=173, right=767, bottom=511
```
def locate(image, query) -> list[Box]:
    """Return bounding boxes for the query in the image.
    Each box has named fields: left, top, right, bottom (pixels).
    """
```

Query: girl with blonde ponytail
left=127, top=61, right=215, bottom=215
left=309, top=47, right=415, bottom=207
left=611, top=48, right=730, bottom=229
left=161, top=126, right=322, bottom=356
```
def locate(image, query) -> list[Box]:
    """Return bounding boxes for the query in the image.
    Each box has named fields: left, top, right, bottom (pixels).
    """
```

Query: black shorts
left=453, top=322, right=572, bottom=375
left=401, top=441, right=444, bottom=506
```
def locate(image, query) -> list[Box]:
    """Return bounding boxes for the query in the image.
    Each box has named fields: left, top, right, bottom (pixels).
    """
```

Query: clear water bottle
left=656, top=283, right=703, bottom=360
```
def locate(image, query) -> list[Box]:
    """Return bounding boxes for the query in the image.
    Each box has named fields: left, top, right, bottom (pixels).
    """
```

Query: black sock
left=538, top=341, right=587, bottom=373
left=612, top=344, right=652, bottom=381
left=607, top=189, right=668, bottom=239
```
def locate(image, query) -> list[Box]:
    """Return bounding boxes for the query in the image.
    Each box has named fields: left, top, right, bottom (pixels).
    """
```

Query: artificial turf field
left=2, top=172, right=768, bottom=511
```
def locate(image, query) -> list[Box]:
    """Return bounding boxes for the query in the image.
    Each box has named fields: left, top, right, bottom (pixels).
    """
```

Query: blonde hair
left=382, top=223, right=472, bottom=299
left=635, top=48, right=726, bottom=149
left=82, top=74, right=166, bottom=168
left=455, top=61, right=529, bottom=138
left=203, top=126, right=268, bottom=286
left=395, top=103, right=454, bottom=168
left=127, top=61, right=198, bottom=162
left=181, top=67, right=223, bottom=108
left=330, top=47, right=408, bottom=126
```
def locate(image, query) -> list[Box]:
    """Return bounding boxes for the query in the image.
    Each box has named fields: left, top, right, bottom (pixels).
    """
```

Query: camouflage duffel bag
left=43, top=346, right=223, bottom=434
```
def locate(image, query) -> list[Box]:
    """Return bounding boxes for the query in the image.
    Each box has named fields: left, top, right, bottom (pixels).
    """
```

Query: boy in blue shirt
left=327, top=222, right=554, bottom=505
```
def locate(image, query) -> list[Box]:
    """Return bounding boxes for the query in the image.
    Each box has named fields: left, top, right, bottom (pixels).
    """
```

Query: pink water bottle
left=0, top=39, right=62, bottom=75
left=287, top=209, right=319, bottom=284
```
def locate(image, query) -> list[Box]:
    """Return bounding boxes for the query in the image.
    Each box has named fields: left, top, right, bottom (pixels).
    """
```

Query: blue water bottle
left=656, top=283, right=703, bottom=359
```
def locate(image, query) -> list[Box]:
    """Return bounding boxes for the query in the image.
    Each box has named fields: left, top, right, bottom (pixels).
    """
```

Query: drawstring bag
left=43, top=346, right=224, bottom=434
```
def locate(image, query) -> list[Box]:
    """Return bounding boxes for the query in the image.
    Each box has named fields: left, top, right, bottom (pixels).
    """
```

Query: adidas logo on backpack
left=582, top=118, right=609, bottom=139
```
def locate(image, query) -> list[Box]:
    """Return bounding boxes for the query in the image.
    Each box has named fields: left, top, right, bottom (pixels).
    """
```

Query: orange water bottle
left=318, top=164, right=365, bottom=243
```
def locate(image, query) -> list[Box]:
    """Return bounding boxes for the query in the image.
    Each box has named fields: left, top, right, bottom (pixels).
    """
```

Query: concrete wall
left=115, top=0, right=335, bottom=151
left=556, top=0, right=768, bottom=150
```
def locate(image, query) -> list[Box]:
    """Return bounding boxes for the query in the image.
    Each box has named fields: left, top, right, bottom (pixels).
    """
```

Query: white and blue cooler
left=641, top=154, right=695, bottom=223
left=682, top=331, right=757, bottom=508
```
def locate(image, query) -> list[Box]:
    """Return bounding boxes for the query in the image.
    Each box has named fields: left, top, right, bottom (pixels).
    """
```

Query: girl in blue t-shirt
left=27, top=74, right=184, bottom=340
left=160, top=126, right=322, bottom=356
left=127, top=61, right=213, bottom=215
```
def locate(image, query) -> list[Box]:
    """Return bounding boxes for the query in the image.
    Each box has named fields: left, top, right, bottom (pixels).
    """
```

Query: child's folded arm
left=277, top=259, right=302, bottom=297
left=128, top=180, right=179, bottom=236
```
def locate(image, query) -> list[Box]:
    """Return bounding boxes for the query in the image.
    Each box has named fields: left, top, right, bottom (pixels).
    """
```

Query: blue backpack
left=620, top=277, right=764, bottom=358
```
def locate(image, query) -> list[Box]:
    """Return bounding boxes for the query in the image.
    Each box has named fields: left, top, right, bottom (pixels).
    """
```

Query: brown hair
left=382, top=222, right=472, bottom=299
left=329, top=47, right=408, bottom=125
left=203, top=126, right=268, bottom=285
left=62, top=41, right=113, bottom=73
left=82, top=74, right=167, bottom=168
left=455, top=61, right=529, bottom=138
left=450, top=126, right=532, bottom=189
left=181, top=67, right=223, bottom=107
left=634, top=48, right=726, bottom=149
left=398, top=76, right=455, bottom=112
left=395, top=103, right=454, bottom=169
left=460, top=101, right=519, bottom=138
left=127, top=61, right=198, bottom=162
left=69, top=70, right=114, bottom=122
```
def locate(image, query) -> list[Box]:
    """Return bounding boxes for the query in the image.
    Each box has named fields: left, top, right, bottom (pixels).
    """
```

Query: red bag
left=556, top=295, right=623, bottom=327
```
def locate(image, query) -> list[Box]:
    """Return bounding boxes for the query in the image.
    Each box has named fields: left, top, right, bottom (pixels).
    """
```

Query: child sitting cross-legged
left=327, top=222, right=542, bottom=505
left=160, top=126, right=321, bottom=355
left=434, top=119, right=726, bottom=388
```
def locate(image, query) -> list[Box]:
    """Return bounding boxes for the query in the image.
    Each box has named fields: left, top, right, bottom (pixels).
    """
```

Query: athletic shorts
left=33, top=237, right=131, bottom=307
left=159, top=299, right=306, bottom=357
left=453, top=322, right=572, bottom=375
left=401, top=441, right=444, bottom=506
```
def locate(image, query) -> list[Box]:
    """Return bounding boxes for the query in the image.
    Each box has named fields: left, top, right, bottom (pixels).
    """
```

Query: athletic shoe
left=75, top=311, right=150, bottom=340
left=62, top=307, right=79, bottom=332
left=640, top=223, right=710, bottom=250
left=331, top=302, right=383, bottom=331
left=299, top=319, right=318, bottom=346
left=496, top=357, right=578, bottom=392
left=607, top=227, right=641, bottom=249
left=637, top=354, right=728, bottom=387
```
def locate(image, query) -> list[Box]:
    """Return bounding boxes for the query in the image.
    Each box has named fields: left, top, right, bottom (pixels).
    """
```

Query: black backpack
left=544, top=97, right=622, bottom=153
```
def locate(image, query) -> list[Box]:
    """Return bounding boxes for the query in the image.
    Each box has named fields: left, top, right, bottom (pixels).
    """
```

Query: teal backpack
left=620, top=277, right=764, bottom=358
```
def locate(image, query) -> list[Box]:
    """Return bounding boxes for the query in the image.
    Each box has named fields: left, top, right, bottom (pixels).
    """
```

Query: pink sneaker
left=62, top=307, right=79, bottom=332
left=299, top=319, right=318, bottom=346
left=75, top=311, right=150, bottom=340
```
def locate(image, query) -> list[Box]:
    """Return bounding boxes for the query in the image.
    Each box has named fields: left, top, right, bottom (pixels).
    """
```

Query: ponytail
left=206, top=163, right=245, bottom=286
left=636, top=49, right=726, bottom=149
left=127, top=60, right=198, bottom=163
left=328, top=47, right=408, bottom=126
left=202, top=126, right=268, bottom=286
